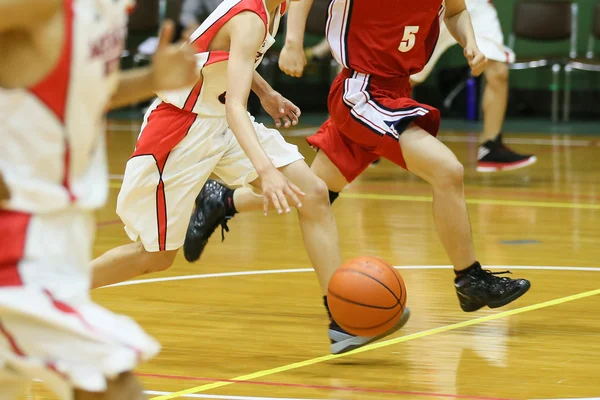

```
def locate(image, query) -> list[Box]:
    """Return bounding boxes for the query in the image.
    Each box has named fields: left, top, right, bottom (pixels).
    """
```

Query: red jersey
left=326, top=0, right=444, bottom=78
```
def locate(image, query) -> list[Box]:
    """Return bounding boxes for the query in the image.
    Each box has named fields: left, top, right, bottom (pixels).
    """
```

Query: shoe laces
left=220, top=216, right=232, bottom=241
left=481, top=269, right=513, bottom=282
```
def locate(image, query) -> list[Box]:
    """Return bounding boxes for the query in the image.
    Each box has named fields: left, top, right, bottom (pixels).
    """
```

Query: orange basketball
left=327, top=256, right=407, bottom=336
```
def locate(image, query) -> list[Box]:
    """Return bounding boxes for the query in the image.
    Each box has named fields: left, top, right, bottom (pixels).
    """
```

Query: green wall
left=424, top=0, right=600, bottom=91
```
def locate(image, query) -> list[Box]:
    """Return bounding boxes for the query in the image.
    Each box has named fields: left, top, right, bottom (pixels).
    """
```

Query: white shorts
left=117, top=99, right=304, bottom=252
left=0, top=208, right=160, bottom=399
left=412, top=0, right=515, bottom=83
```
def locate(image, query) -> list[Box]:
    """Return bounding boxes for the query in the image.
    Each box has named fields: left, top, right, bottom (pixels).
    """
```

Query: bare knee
left=485, top=61, right=509, bottom=87
left=298, top=175, right=330, bottom=216
left=75, top=372, right=144, bottom=400
left=432, top=158, right=464, bottom=190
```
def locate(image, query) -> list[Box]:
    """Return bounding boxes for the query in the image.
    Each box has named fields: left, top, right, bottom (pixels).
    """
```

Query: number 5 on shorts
left=398, top=26, right=419, bottom=53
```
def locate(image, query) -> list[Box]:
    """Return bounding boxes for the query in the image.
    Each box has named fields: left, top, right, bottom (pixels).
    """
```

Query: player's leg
left=183, top=117, right=359, bottom=263
left=251, top=160, right=339, bottom=294
left=90, top=242, right=177, bottom=289
left=91, top=103, right=225, bottom=288
left=481, top=60, right=509, bottom=142
left=470, top=3, right=536, bottom=172
left=185, top=159, right=341, bottom=294
left=191, top=119, right=345, bottom=294
left=322, top=69, right=530, bottom=311
left=477, top=59, right=535, bottom=172
left=396, top=125, right=530, bottom=310
left=399, top=125, right=475, bottom=269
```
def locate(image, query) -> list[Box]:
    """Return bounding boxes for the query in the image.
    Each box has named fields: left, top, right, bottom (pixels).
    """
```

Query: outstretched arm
left=109, top=21, right=198, bottom=109
left=279, top=0, right=314, bottom=77
left=226, top=12, right=304, bottom=214
left=444, top=0, right=487, bottom=76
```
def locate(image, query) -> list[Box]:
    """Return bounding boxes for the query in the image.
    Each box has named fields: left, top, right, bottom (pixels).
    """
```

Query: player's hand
left=151, top=20, right=199, bottom=92
left=0, top=172, right=10, bottom=201
left=259, top=167, right=305, bottom=216
left=464, top=45, right=488, bottom=77
left=260, top=91, right=301, bottom=128
left=278, top=42, right=307, bottom=78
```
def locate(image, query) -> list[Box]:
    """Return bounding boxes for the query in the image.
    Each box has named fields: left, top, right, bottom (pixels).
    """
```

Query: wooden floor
left=25, top=122, right=600, bottom=400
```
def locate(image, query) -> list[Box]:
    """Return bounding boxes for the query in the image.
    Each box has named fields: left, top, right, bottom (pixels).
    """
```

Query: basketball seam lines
left=327, top=290, right=399, bottom=310
left=336, top=268, right=401, bottom=304
left=382, top=261, right=404, bottom=303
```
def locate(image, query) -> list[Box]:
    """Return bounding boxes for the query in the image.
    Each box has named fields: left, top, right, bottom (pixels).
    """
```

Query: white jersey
left=0, top=0, right=131, bottom=214
left=157, top=0, right=289, bottom=117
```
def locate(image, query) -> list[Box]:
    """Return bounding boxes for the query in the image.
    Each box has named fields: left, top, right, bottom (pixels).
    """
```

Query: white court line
left=103, top=265, right=600, bottom=288
left=145, top=391, right=327, bottom=400
left=107, top=122, right=597, bottom=147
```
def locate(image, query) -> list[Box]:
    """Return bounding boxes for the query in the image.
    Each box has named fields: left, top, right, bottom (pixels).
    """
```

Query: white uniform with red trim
left=116, top=0, right=303, bottom=252
left=0, top=0, right=159, bottom=398
left=412, top=0, right=515, bottom=83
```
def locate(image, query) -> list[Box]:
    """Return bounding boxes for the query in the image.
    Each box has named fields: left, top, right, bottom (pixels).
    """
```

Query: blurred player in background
left=411, top=0, right=536, bottom=172
left=185, top=0, right=531, bottom=315
left=0, top=0, right=198, bottom=398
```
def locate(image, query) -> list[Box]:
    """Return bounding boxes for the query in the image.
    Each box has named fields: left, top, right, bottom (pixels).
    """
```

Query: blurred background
left=116, top=0, right=600, bottom=134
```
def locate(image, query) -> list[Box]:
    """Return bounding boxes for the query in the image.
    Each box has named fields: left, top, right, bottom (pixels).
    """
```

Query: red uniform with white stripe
left=117, top=0, right=303, bottom=252
left=0, top=1, right=159, bottom=397
left=307, top=0, right=445, bottom=182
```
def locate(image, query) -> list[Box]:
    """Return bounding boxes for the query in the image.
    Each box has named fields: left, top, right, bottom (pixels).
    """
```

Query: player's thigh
left=276, top=159, right=328, bottom=197
left=214, top=119, right=304, bottom=188
left=307, top=117, right=378, bottom=184
left=117, top=120, right=226, bottom=252
left=398, top=124, right=462, bottom=184
left=411, top=24, right=457, bottom=84
left=310, top=150, right=349, bottom=193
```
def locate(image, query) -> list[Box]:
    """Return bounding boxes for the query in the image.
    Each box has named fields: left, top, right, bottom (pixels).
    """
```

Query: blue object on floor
left=500, top=240, right=541, bottom=245
left=466, top=72, right=477, bottom=121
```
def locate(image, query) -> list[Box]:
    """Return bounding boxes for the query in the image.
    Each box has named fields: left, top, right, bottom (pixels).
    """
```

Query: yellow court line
left=150, top=287, right=600, bottom=399
left=108, top=181, right=599, bottom=210
left=341, top=192, right=600, bottom=210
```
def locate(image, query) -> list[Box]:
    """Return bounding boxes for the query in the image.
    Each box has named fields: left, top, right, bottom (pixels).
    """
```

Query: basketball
left=327, top=256, right=407, bottom=337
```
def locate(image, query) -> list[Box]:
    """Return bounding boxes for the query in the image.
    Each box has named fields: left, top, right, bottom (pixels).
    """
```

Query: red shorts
left=307, top=69, right=440, bottom=183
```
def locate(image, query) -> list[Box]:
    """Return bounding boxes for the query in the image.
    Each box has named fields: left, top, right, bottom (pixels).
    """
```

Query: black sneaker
left=477, top=134, right=536, bottom=172
left=455, top=264, right=531, bottom=312
left=329, top=307, right=411, bottom=354
left=183, top=180, right=234, bottom=263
